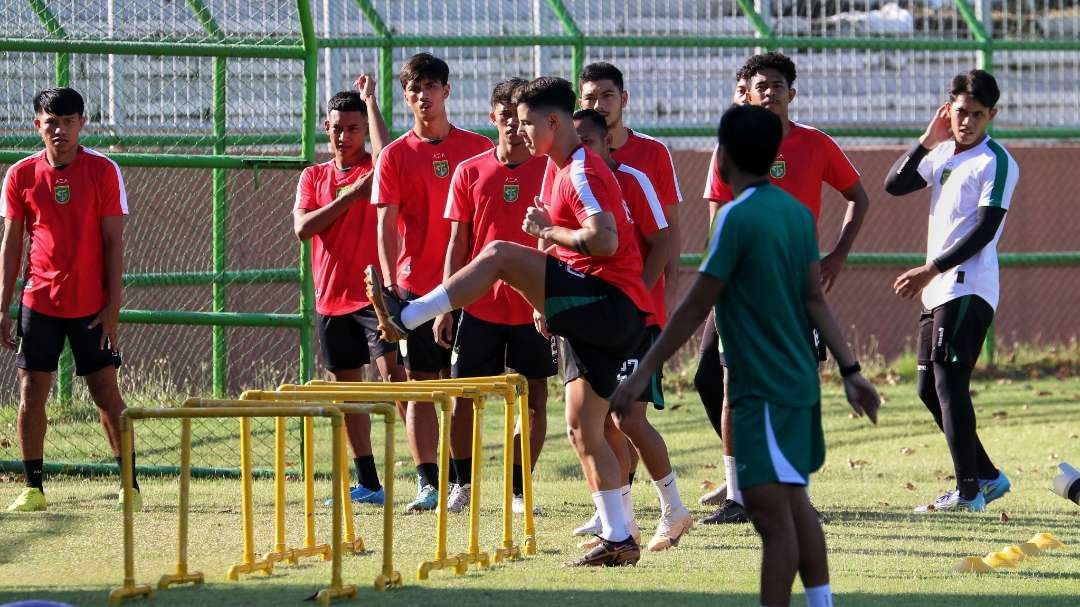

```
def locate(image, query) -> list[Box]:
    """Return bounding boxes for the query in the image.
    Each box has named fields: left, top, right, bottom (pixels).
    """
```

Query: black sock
left=512, top=464, right=524, bottom=497
left=417, top=463, right=439, bottom=489
left=23, top=459, right=44, bottom=492
left=354, top=455, right=381, bottom=491
left=452, top=458, right=472, bottom=486
left=448, top=459, right=459, bottom=485
left=627, top=470, right=636, bottom=486
left=117, top=455, right=140, bottom=492
left=695, top=313, right=725, bottom=440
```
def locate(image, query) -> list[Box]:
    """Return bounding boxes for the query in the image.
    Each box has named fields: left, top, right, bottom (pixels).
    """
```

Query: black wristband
left=840, top=362, right=862, bottom=378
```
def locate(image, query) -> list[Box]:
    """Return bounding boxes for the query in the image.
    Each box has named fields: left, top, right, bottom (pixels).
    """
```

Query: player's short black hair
left=516, top=77, right=576, bottom=115
left=741, top=52, right=797, bottom=87
left=572, top=109, right=608, bottom=135
left=580, top=62, right=624, bottom=91
left=735, top=65, right=750, bottom=83
left=491, top=78, right=529, bottom=108
left=398, top=52, right=449, bottom=88
left=717, top=104, right=782, bottom=176
left=34, top=87, right=84, bottom=116
left=950, top=69, right=1000, bottom=109
left=326, top=91, right=367, bottom=115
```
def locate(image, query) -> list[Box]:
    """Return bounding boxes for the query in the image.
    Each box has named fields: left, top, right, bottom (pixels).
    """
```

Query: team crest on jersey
left=503, top=178, right=520, bottom=203
left=54, top=180, right=70, bottom=204
left=940, top=168, right=952, bottom=185
left=336, top=185, right=349, bottom=198
left=770, top=160, right=786, bottom=180
left=432, top=153, right=450, bottom=178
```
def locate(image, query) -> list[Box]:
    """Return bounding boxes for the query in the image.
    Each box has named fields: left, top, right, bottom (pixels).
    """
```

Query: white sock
left=725, top=455, right=743, bottom=505
left=620, top=484, right=636, bottom=525
left=400, top=285, right=452, bottom=330
left=652, top=471, right=685, bottom=513
left=593, top=489, right=630, bottom=541
left=805, top=583, right=832, bottom=607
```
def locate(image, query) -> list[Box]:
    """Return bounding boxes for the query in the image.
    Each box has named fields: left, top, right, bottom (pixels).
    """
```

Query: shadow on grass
left=2, top=586, right=1079, bottom=607
left=0, top=512, right=81, bottom=566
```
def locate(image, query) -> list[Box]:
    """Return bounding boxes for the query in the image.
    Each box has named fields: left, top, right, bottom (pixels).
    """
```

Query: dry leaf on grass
left=900, top=447, right=915, bottom=456
left=903, top=482, right=917, bottom=491
left=999, top=511, right=1010, bottom=523
left=848, top=459, right=869, bottom=469
left=0, top=438, right=10, bottom=448
left=1070, top=433, right=1078, bottom=439
left=1037, top=390, right=1053, bottom=397
left=992, top=411, right=1008, bottom=419
left=700, top=480, right=716, bottom=491
left=703, top=463, right=717, bottom=469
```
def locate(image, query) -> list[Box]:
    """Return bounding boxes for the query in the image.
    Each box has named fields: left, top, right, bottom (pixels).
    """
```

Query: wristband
left=840, top=362, right=862, bottom=378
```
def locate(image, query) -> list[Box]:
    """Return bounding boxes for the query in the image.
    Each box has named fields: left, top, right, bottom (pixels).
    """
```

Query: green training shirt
left=699, top=183, right=820, bottom=407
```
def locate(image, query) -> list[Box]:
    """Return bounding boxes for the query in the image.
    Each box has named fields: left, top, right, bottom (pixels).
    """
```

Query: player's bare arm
left=820, top=180, right=869, bottom=292
left=661, top=205, right=681, bottom=292
left=640, top=224, right=672, bottom=290
left=0, top=218, right=24, bottom=350
left=355, top=73, right=390, bottom=158
left=292, top=171, right=374, bottom=240
left=523, top=206, right=618, bottom=257
left=376, top=204, right=400, bottom=293
left=89, top=215, right=124, bottom=351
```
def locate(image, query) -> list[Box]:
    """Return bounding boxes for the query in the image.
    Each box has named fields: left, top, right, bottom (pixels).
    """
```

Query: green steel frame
left=1, top=0, right=1078, bottom=405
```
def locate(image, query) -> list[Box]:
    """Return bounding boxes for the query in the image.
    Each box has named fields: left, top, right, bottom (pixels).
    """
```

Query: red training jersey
left=611, top=128, right=683, bottom=207
left=614, top=163, right=669, bottom=328
left=1, top=147, right=128, bottom=318
left=371, top=126, right=494, bottom=294
left=444, top=150, right=546, bottom=325
left=542, top=146, right=652, bottom=315
left=704, top=121, right=859, bottom=221
left=294, top=156, right=377, bottom=316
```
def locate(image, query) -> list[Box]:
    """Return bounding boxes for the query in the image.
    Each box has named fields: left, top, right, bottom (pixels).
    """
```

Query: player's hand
left=88, top=304, right=120, bottom=351
left=522, top=197, right=552, bottom=238
left=893, top=263, right=938, bottom=299
left=532, top=310, right=551, bottom=339
left=919, top=103, right=952, bottom=150
left=819, top=251, right=845, bottom=293
left=354, top=73, right=376, bottom=101
left=609, top=370, right=646, bottom=419
left=433, top=312, right=454, bottom=348
left=0, top=315, right=15, bottom=350
left=842, top=373, right=880, bottom=424
left=341, top=171, right=374, bottom=202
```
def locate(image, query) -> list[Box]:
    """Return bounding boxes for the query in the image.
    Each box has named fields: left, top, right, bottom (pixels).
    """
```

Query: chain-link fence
left=0, top=0, right=1077, bottom=474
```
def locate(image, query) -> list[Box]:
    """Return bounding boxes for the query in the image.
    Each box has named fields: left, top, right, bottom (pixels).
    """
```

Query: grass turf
left=0, top=377, right=1078, bottom=606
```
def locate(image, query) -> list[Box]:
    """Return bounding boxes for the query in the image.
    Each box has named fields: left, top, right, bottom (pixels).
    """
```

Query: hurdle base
left=524, top=537, right=537, bottom=555
left=457, top=551, right=491, bottom=570
left=292, top=543, right=333, bottom=562
left=226, top=557, right=273, bottom=581
left=492, top=545, right=521, bottom=564
left=266, top=545, right=300, bottom=566
left=417, top=555, right=467, bottom=580
left=341, top=537, right=366, bottom=555
left=108, top=583, right=154, bottom=605
left=314, top=583, right=357, bottom=605
left=157, top=570, right=205, bottom=589
left=373, top=570, right=403, bottom=591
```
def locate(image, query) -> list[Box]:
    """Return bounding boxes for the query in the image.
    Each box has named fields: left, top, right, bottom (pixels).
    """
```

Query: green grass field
left=1, top=377, right=1078, bottom=606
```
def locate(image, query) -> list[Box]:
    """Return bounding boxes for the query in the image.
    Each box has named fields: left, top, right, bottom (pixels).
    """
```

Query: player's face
left=733, top=78, right=750, bottom=105
left=403, top=77, right=449, bottom=121
left=580, top=80, right=626, bottom=128
left=492, top=102, right=525, bottom=148
left=325, top=110, right=368, bottom=160
left=748, top=68, right=795, bottom=117
left=34, top=111, right=85, bottom=156
left=949, top=93, right=996, bottom=147
left=516, top=104, right=556, bottom=157
left=573, top=120, right=610, bottom=160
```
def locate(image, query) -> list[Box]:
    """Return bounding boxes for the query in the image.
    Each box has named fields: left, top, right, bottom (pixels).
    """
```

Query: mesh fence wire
left=0, top=0, right=1078, bottom=472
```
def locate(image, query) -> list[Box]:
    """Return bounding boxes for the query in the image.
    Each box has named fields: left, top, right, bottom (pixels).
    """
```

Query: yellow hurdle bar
left=108, top=404, right=356, bottom=606
left=301, top=374, right=536, bottom=561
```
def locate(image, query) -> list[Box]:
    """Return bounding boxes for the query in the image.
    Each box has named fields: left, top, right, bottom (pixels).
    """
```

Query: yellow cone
left=1029, top=532, right=1066, bottom=551
left=983, top=551, right=1017, bottom=568
left=1017, top=542, right=1041, bottom=557
left=954, top=556, right=995, bottom=573
left=999, top=546, right=1026, bottom=563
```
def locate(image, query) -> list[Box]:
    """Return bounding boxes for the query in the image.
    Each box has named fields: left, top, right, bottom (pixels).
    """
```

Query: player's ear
left=443, top=82, right=451, bottom=99
left=488, top=109, right=497, bottom=128
left=988, top=107, right=998, bottom=122
left=620, top=89, right=628, bottom=109
left=788, top=87, right=796, bottom=103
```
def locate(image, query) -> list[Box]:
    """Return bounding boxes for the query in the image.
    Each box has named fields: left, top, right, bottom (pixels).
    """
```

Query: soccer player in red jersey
left=572, top=109, right=693, bottom=552
left=372, top=53, right=494, bottom=512
left=293, top=75, right=400, bottom=506
left=701, top=53, right=871, bottom=525
left=366, top=77, right=649, bottom=567
left=440, top=78, right=555, bottom=514
left=1, top=88, right=133, bottom=512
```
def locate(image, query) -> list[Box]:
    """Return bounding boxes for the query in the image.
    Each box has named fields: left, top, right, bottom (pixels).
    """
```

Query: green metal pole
left=546, top=0, right=584, bottom=94
left=298, top=0, right=317, bottom=384
left=734, top=0, right=776, bottom=48
left=27, top=0, right=70, bottom=85
left=354, top=0, right=394, bottom=129
left=211, top=57, right=228, bottom=397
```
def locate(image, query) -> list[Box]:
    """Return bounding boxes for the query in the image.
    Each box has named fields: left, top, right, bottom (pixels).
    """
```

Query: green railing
left=2, top=0, right=1078, bottom=406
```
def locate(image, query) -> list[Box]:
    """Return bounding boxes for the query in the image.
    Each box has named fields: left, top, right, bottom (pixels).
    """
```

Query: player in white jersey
left=885, top=69, right=1018, bottom=513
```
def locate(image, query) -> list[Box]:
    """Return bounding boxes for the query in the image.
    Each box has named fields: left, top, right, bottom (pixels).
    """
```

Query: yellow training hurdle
left=108, top=403, right=355, bottom=606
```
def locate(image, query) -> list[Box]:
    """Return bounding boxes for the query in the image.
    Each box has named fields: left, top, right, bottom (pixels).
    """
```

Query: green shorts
left=731, top=398, right=825, bottom=490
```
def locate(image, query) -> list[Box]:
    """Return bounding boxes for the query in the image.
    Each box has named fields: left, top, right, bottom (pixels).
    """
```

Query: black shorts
left=317, top=306, right=398, bottom=372
left=629, top=325, right=665, bottom=408
left=16, top=306, right=122, bottom=376
left=544, top=256, right=646, bottom=398
left=401, top=290, right=457, bottom=374
left=917, top=295, right=994, bottom=368
left=451, top=311, right=557, bottom=380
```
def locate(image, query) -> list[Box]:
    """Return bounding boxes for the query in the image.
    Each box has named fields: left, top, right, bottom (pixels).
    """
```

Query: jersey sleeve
left=370, top=148, right=400, bottom=207
left=98, top=157, right=129, bottom=217
left=620, top=169, right=667, bottom=236
left=651, top=144, right=682, bottom=205
left=820, top=133, right=861, bottom=193
left=699, top=204, right=743, bottom=283
left=443, top=164, right=473, bottom=222
left=538, top=159, right=557, bottom=207
left=916, top=147, right=936, bottom=183
left=978, top=146, right=1019, bottom=211
left=704, top=147, right=734, bottom=203
left=566, top=166, right=607, bottom=223
left=1, top=166, right=23, bottom=221
left=293, top=167, right=318, bottom=212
